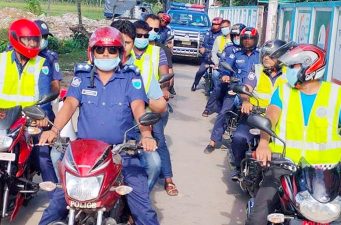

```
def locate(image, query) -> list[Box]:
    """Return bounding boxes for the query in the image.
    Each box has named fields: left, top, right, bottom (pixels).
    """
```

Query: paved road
left=3, top=62, right=248, bottom=225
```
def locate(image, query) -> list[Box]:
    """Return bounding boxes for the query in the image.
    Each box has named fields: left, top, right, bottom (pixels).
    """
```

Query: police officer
left=230, top=39, right=288, bottom=180
left=0, top=19, right=58, bottom=186
left=38, top=27, right=160, bottom=225
left=158, top=13, right=172, bottom=45
left=191, top=17, right=222, bottom=91
left=204, top=27, right=260, bottom=154
left=202, top=23, right=245, bottom=117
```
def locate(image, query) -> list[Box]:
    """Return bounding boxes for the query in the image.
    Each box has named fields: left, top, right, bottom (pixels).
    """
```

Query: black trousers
left=245, top=167, right=291, bottom=225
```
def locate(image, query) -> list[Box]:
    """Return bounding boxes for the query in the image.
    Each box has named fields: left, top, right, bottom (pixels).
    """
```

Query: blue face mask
left=233, top=38, right=240, bottom=46
left=148, top=31, right=160, bottom=41
left=221, top=27, right=230, bottom=36
left=94, top=57, right=120, bottom=71
left=40, top=39, right=48, bottom=50
left=286, top=67, right=300, bottom=88
left=134, top=38, right=149, bottom=49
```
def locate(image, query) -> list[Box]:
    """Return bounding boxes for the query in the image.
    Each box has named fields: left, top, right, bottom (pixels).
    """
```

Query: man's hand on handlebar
left=33, top=118, right=49, bottom=127
left=38, top=130, right=58, bottom=146
left=199, top=47, right=205, bottom=55
left=221, top=75, right=230, bottom=83
left=0, top=111, right=6, bottom=120
left=241, top=101, right=253, bottom=114
left=255, top=143, right=272, bottom=167
left=141, top=136, right=157, bottom=152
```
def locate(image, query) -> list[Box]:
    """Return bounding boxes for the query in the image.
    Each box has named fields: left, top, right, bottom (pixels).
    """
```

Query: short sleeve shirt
left=67, top=65, right=148, bottom=145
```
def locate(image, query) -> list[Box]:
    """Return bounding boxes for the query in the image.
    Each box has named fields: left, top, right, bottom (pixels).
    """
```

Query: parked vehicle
left=0, top=93, right=58, bottom=223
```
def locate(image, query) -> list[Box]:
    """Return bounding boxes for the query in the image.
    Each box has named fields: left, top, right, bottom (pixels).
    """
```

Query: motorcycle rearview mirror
left=216, top=52, right=222, bottom=58
left=267, top=213, right=285, bottom=224
left=233, top=85, right=252, bottom=97
left=220, top=62, right=236, bottom=73
left=139, top=112, right=161, bottom=126
left=23, top=106, right=46, bottom=120
left=36, top=92, right=59, bottom=106
left=247, top=114, right=287, bottom=157
left=159, top=73, right=174, bottom=84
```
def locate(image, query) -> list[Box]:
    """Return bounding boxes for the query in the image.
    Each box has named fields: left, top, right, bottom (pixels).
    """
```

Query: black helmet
left=230, top=23, right=246, bottom=46
left=240, top=27, right=259, bottom=51
left=260, top=39, right=287, bottom=59
left=261, top=39, right=287, bottom=74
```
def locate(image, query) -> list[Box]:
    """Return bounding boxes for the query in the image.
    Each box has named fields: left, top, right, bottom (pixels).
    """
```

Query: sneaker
left=191, top=83, right=197, bottom=92
left=202, top=110, right=210, bottom=117
left=231, top=169, right=241, bottom=182
left=204, top=145, right=215, bottom=154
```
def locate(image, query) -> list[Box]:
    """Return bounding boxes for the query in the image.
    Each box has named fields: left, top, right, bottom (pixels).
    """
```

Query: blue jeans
left=153, top=111, right=173, bottom=178
left=193, top=61, right=208, bottom=86
left=39, top=155, right=159, bottom=225
left=139, top=151, right=161, bottom=191
left=231, top=118, right=254, bottom=169
left=205, top=70, right=224, bottom=113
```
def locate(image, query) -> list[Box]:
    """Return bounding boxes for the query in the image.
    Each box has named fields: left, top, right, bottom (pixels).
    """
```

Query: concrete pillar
left=265, top=0, right=278, bottom=41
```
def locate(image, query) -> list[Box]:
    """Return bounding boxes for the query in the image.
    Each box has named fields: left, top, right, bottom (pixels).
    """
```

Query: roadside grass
left=0, top=1, right=103, bottom=20
left=58, top=49, right=88, bottom=72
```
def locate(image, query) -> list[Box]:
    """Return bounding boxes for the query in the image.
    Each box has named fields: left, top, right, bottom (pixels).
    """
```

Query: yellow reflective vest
left=0, top=50, right=45, bottom=108
left=249, top=65, right=287, bottom=108
left=270, top=82, right=341, bottom=165
left=216, top=35, right=230, bottom=53
left=131, top=45, right=160, bottom=94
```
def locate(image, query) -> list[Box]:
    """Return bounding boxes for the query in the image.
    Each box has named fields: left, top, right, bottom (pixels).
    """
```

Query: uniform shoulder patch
left=229, top=53, right=235, bottom=59
left=41, top=66, right=49, bottom=75
left=54, top=62, right=60, bottom=72
left=248, top=71, right=256, bottom=80
left=132, top=78, right=142, bottom=90
left=74, top=63, right=92, bottom=75
left=71, top=77, right=82, bottom=87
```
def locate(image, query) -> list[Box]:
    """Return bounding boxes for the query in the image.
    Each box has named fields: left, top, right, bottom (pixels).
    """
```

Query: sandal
left=165, top=182, right=179, bottom=196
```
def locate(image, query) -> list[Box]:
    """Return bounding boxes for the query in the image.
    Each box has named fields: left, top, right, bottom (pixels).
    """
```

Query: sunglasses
left=136, top=33, right=149, bottom=38
left=150, top=27, right=160, bottom=32
left=94, top=46, right=119, bottom=55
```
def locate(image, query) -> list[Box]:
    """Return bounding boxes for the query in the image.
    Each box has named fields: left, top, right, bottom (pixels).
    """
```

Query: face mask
left=233, top=38, right=240, bottom=46
left=286, top=67, right=300, bottom=88
left=94, top=57, right=120, bottom=71
left=148, top=30, right=160, bottom=41
left=40, top=39, right=48, bottom=50
left=134, top=38, right=149, bottom=49
left=221, top=27, right=230, bottom=36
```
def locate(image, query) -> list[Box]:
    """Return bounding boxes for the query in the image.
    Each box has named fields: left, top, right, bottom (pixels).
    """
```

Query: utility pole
left=265, top=0, right=278, bottom=41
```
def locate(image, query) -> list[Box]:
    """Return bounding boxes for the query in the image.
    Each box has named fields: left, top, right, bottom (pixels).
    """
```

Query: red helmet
left=212, top=17, right=223, bottom=25
left=278, top=44, right=326, bottom=82
left=240, top=27, right=259, bottom=51
left=161, top=13, right=171, bottom=24
left=9, top=19, right=41, bottom=59
left=87, top=26, right=125, bottom=63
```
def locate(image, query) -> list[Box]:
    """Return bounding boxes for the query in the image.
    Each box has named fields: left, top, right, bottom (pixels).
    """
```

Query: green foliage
left=26, top=0, right=43, bottom=15
left=0, top=29, right=8, bottom=53
left=48, top=33, right=89, bottom=54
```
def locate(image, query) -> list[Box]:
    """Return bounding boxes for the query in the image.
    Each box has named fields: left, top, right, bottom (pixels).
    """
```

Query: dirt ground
left=0, top=7, right=111, bottom=39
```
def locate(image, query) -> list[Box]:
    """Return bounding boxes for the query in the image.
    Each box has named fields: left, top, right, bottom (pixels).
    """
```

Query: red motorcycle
left=40, top=112, right=161, bottom=225
left=0, top=93, right=58, bottom=223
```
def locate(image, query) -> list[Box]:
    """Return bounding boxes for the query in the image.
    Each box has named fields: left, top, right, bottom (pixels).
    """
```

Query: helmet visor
left=19, top=36, right=41, bottom=49
left=278, top=46, right=318, bottom=69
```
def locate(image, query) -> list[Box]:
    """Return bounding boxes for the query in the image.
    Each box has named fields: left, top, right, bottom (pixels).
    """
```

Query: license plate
left=0, top=153, right=15, bottom=161
left=182, top=41, right=191, bottom=46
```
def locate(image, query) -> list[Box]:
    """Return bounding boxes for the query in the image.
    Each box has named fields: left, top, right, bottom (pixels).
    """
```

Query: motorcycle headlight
left=66, top=172, right=103, bottom=201
left=295, top=190, right=341, bottom=223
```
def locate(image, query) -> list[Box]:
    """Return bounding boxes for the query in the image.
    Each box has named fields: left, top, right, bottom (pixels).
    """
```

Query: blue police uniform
left=210, top=48, right=259, bottom=144
left=39, top=63, right=160, bottom=225
left=158, top=26, right=171, bottom=44
left=204, top=43, right=241, bottom=113
left=192, top=30, right=222, bottom=88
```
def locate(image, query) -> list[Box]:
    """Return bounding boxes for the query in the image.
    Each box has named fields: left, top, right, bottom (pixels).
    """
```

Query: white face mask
left=221, top=27, right=231, bottom=36
left=40, top=39, right=48, bottom=50
left=94, top=57, right=121, bottom=71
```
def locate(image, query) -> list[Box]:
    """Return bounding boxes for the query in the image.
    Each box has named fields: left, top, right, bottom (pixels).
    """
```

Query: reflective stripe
left=0, top=92, right=37, bottom=102
left=0, top=53, right=7, bottom=93
left=141, top=54, right=151, bottom=93
left=151, top=45, right=160, bottom=80
left=327, top=84, right=339, bottom=142
left=278, top=84, right=290, bottom=141
left=277, top=139, right=341, bottom=150
left=253, top=92, right=272, bottom=100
